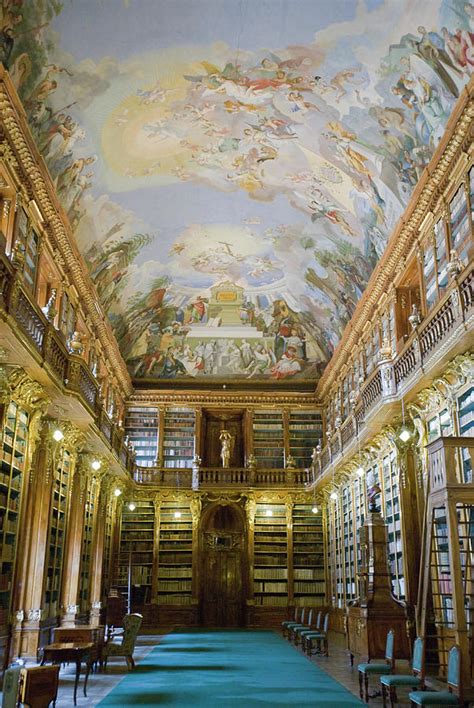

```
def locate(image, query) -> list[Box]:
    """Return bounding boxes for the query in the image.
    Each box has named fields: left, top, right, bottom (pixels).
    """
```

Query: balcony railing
left=0, top=251, right=134, bottom=475
left=316, top=262, right=473, bottom=480
left=134, top=465, right=313, bottom=489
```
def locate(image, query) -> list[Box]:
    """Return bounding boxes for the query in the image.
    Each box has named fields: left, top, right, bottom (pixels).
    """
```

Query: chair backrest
left=120, top=613, right=143, bottom=652
left=293, top=607, right=299, bottom=622
left=446, top=645, right=461, bottom=697
left=306, top=609, right=313, bottom=627
left=300, top=607, right=306, bottom=624
left=412, top=637, right=425, bottom=678
left=385, top=630, right=395, bottom=667
left=315, top=610, right=322, bottom=630
left=322, top=612, right=329, bottom=633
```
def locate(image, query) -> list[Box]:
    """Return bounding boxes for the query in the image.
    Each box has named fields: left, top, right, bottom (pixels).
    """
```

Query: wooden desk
left=40, top=642, right=93, bottom=706
left=53, top=625, right=104, bottom=667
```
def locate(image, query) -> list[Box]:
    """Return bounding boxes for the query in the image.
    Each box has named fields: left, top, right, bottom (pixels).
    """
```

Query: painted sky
left=14, top=0, right=473, bottom=381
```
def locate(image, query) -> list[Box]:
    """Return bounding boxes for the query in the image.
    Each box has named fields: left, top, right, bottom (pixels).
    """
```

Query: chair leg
left=358, top=671, right=364, bottom=700
left=389, top=686, right=397, bottom=708
left=381, top=683, right=387, bottom=708
left=322, top=637, right=328, bottom=656
left=364, top=673, right=369, bottom=703
left=129, top=655, right=135, bottom=669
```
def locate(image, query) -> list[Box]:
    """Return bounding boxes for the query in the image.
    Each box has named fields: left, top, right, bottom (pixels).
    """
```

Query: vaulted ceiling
left=10, top=0, right=473, bottom=385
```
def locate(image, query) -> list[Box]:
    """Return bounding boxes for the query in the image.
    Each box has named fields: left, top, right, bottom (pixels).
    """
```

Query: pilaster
left=88, top=461, right=110, bottom=626
left=6, top=369, right=50, bottom=660
left=59, top=453, right=88, bottom=627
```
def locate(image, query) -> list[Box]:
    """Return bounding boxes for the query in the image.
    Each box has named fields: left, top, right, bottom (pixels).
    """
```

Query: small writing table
left=53, top=625, right=104, bottom=668
left=40, top=642, right=93, bottom=706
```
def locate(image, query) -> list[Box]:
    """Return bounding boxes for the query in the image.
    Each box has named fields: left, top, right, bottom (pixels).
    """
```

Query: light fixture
left=330, top=491, right=338, bottom=501
left=114, top=488, right=122, bottom=497
left=311, top=505, right=319, bottom=514
left=174, top=511, right=182, bottom=519
left=52, top=429, right=64, bottom=442
left=399, top=398, right=411, bottom=442
left=399, top=428, right=411, bottom=443
left=265, top=509, right=273, bottom=517
left=128, top=502, right=136, bottom=511
left=356, top=467, right=364, bottom=477
left=91, top=459, right=101, bottom=471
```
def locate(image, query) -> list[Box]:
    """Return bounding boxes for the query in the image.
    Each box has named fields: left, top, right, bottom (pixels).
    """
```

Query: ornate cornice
left=130, top=390, right=320, bottom=407
left=0, top=67, right=132, bottom=399
left=317, top=78, right=474, bottom=400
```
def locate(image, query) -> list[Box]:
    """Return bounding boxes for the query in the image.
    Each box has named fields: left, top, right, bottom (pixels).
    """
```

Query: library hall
left=0, top=0, right=473, bottom=705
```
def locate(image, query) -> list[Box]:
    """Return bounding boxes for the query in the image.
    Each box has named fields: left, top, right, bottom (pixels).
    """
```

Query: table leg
left=74, top=658, right=81, bottom=706
left=84, top=656, right=92, bottom=697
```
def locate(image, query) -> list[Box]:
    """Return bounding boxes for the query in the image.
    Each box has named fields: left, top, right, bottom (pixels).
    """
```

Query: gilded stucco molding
left=318, top=82, right=474, bottom=400
left=0, top=69, right=132, bottom=399
left=7, top=367, right=50, bottom=412
left=130, top=391, right=320, bottom=406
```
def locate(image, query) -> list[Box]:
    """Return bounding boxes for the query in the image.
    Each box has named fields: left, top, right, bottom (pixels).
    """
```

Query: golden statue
left=219, top=429, right=234, bottom=468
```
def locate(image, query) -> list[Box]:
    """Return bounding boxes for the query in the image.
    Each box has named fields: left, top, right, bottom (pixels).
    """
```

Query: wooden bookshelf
left=163, top=408, right=195, bottom=469
left=101, top=496, right=114, bottom=604
left=78, top=480, right=97, bottom=614
left=0, top=401, right=29, bottom=669
left=458, top=385, right=474, bottom=482
left=382, top=451, right=405, bottom=600
left=341, top=488, right=356, bottom=602
left=117, top=500, right=154, bottom=612
left=13, top=206, right=39, bottom=293
left=44, top=448, right=72, bottom=622
left=288, top=411, right=323, bottom=469
left=252, top=411, right=284, bottom=469
left=329, top=495, right=344, bottom=609
left=253, top=503, right=288, bottom=606
left=292, top=504, right=325, bottom=607
left=157, top=500, right=193, bottom=606
left=125, top=406, right=159, bottom=468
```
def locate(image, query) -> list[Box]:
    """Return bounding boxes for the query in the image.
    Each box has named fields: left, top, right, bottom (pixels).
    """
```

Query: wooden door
left=199, top=505, right=246, bottom=627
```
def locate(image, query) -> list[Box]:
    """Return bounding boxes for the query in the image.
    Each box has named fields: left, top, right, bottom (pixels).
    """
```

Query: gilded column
left=286, top=498, right=294, bottom=606
left=60, top=453, right=88, bottom=627
left=245, top=496, right=256, bottom=625
left=190, top=495, right=202, bottom=623
left=8, top=371, right=51, bottom=659
left=88, top=462, right=109, bottom=626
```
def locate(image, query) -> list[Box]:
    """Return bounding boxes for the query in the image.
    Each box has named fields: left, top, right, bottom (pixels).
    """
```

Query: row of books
left=159, top=554, right=192, bottom=564
left=158, top=567, right=192, bottom=578
left=254, top=582, right=287, bottom=593
left=157, top=595, right=192, bottom=605
left=254, top=595, right=288, bottom=606
left=158, top=580, right=192, bottom=591
left=294, top=581, right=325, bottom=593
left=254, top=568, right=287, bottom=579
left=294, top=569, right=325, bottom=580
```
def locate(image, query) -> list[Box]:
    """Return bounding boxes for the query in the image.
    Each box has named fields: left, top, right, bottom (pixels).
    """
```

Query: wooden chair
left=17, top=665, right=59, bottom=708
left=304, top=611, right=329, bottom=656
left=409, top=645, right=463, bottom=706
left=380, top=637, right=425, bottom=707
left=281, top=607, right=299, bottom=637
left=358, top=629, right=395, bottom=703
left=300, top=610, right=322, bottom=653
left=289, top=608, right=314, bottom=645
left=101, top=612, right=143, bottom=671
left=284, top=607, right=307, bottom=639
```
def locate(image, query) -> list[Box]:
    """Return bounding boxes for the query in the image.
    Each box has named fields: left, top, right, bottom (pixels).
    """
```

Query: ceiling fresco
left=4, top=0, right=474, bottom=383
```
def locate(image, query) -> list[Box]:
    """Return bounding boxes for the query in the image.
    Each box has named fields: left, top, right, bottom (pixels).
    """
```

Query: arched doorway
left=199, top=503, right=246, bottom=627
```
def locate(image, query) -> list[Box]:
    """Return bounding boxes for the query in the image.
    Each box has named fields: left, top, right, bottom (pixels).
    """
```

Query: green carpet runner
left=98, top=629, right=363, bottom=706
